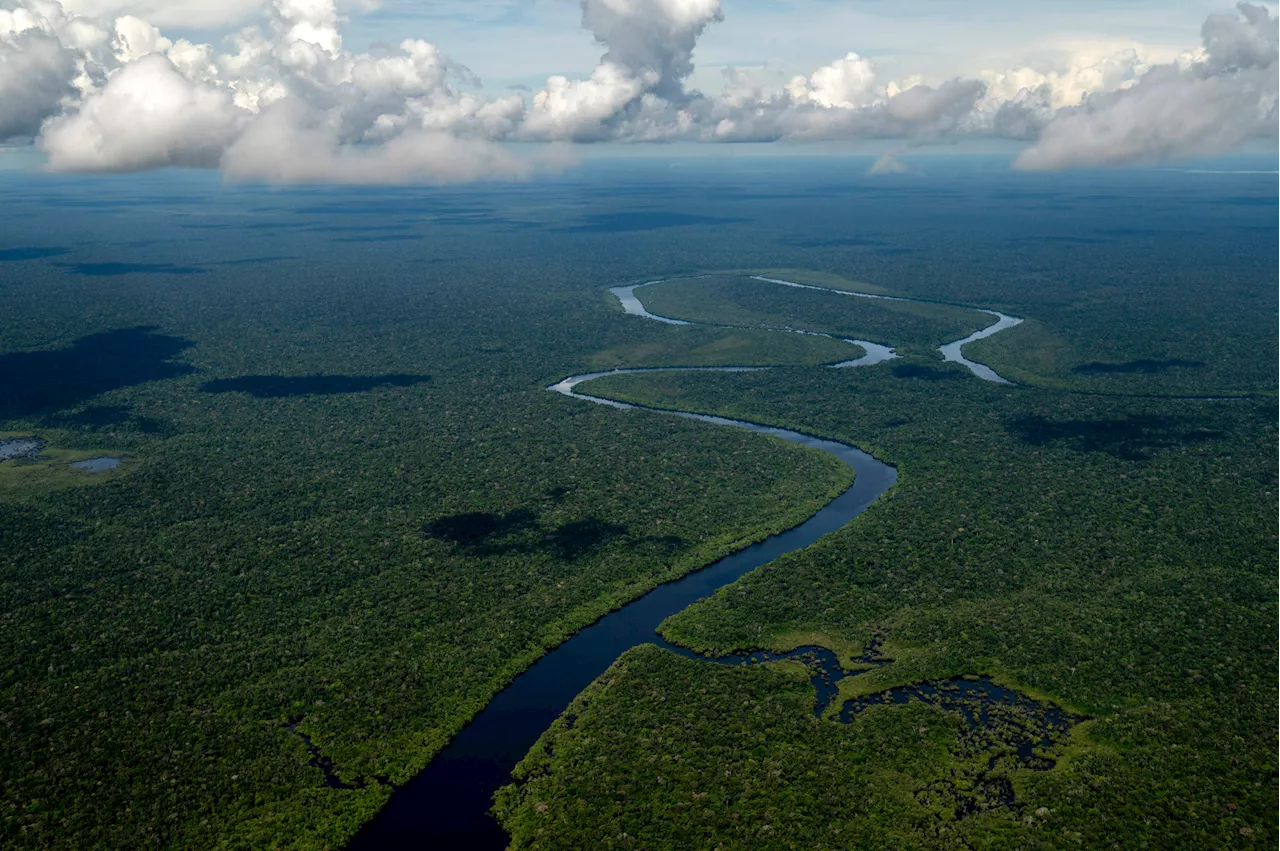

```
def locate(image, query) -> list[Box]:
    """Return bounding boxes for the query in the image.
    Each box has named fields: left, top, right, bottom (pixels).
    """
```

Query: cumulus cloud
left=2, top=0, right=554, bottom=180
left=1015, top=2, right=1277, bottom=169
left=220, top=97, right=531, bottom=183
left=0, top=32, right=76, bottom=140
left=39, top=53, right=242, bottom=170
left=524, top=62, right=652, bottom=140
left=0, top=0, right=1273, bottom=180
left=522, top=0, right=720, bottom=140
left=581, top=0, right=720, bottom=98
left=789, top=52, right=877, bottom=108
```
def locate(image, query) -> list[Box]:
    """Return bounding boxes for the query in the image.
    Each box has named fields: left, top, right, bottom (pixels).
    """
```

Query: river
left=350, top=278, right=1024, bottom=848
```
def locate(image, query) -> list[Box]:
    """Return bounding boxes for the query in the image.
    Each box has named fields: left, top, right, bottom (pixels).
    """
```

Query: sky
left=335, top=1, right=1232, bottom=88
left=1, top=0, right=1276, bottom=182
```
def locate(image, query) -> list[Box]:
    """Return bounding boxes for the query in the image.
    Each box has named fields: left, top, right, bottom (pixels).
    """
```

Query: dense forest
left=0, top=158, right=1275, bottom=848
left=640, top=273, right=987, bottom=355
left=496, top=362, right=1274, bottom=848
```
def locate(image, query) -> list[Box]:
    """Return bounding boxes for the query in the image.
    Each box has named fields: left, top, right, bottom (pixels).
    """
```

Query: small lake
left=70, top=457, right=121, bottom=473
left=0, top=438, right=44, bottom=461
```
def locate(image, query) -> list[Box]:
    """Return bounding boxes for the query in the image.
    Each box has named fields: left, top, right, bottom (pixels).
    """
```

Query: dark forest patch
left=216, top=256, right=298, bottom=266
left=0, top=247, right=68, bottom=262
left=423, top=509, right=632, bottom=561
left=545, top=518, right=628, bottom=560
left=0, top=327, right=194, bottom=419
left=303, top=224, right=413, bottom=233
left=430, top=215, right=539, bottom=228
left=891, top=363, right=964, bottom=381
left=42, top=404, right=169, bottom=434
left=783, top=236, right=887, bottom=248
left=56, top=262, right=205, bottom=276
left=634, top=534, right=686, bottom=553
left=1009, top=235, right=1109, bottom=244
left=200, top=374, right=431, bottom=398
left=560, top=212, right=750, bottom=233
left=295, top=201, right=493, bottom=216
left=334, top=234, right=424, bottom=243
left=422, top=509, right=537, bottom=546
left=1072, top=358, right=1206, bottom=374
left=1007, top=413, right=1224, bottom=460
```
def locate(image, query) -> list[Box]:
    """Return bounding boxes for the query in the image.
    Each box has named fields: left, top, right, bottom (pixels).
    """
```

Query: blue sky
left=141, top=0, right=1240, bottom=92
left=333, top=0, right=1229, bottom=90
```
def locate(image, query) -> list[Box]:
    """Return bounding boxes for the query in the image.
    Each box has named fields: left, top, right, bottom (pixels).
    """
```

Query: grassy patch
left=0, top=436, right=131, bottom=495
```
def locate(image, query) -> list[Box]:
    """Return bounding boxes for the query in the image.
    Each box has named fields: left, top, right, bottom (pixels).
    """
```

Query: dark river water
left=349, top=378, right=898, bottom=849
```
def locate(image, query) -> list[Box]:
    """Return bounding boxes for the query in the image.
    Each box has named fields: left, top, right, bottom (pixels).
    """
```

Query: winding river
left=350, top=278, right=1025, bottom=849
left=747, top=275, right=1023, bottom=382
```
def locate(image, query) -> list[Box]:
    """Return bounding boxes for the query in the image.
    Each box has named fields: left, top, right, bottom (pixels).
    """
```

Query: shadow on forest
left=0, top=247, right=68, bottom=262
left=559, top=212, right=750, bottom=233
left=201, top=374, right=431, bottom=397
left=303, top=224, right=412, bottom=234
left=216, top=256, right=298, bottom=266
left=1008, top=235, right=1108, bottom=245
left=1007, top=413, right=1224, bottom=461
left=422, top=509, right=643, bottom=561
left=547, top=518, right=628, bottom=560
left=42, top=404, right=170, bottom=434
left=1072, top=358, right=1206, bottom=374
left=423, top=510, right=539, bottom=546
left=55, top=262, right=205, bottom=276
left=784, top=236, right=887, bottom=248
left=294, top=201, right=492, bottom=216
left=0, top=327, right=194, bottom=420
left=335, top=234, right=423, bottom=243
left=891, top=363, right=964, bottom=381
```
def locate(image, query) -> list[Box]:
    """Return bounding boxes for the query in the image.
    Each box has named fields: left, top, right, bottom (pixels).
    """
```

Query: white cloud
left=1014, top=63, right=1275, bottom=169
left=220, top=97, right=535, bottom=183
left=789, top=52, right=877, bottom=109
left=38, top=52, right=242, bottom=170
left=580, top=0, right=721, bottom=97
left=524, top=63, right=652, bottom=140
left=521, top=0, right=721, bottom=141
left=0, top=0, right=1272, bottom=180
left=1015, top=2, right=1277, bottom=169
left=0, top=32, right=76, bottom=140
left=111, top=15, right=168, bottom=62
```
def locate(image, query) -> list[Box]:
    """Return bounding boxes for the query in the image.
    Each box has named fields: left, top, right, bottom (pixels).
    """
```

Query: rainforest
left=0, top=156, right=1275, bottom=851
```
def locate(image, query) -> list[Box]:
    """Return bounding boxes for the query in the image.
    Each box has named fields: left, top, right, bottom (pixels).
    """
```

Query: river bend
left=351, top=276, right=1026, bottom=848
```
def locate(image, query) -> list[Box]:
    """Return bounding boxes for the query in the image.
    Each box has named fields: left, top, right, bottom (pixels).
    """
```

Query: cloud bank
left=1014, top=3, right=1278, bottom=169
left=0, top=0, right=1274, bottom=181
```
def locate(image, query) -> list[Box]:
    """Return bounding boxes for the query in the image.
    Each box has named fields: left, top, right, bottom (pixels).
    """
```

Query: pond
left=69, top=457, right=121, bottom=473
left=0, top=437, right=45, bottom=461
